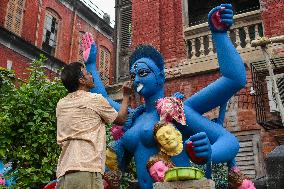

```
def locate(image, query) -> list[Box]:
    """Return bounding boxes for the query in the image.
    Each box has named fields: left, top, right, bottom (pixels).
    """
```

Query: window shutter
left=5, top=0, right=16, bottom=31
left=78, top=32, right=85, bottom=63
left=120, top=7, right=132, bottom=50
left=14, top=0, right=24, bottom=34
left=266, top=74, right=284, bottom=113
left=99, top=47, right=111, bottom=85
left=121, top=0, right=131, bottom=4
left=5, top=0, right=25, bottom=35
left=235, top=132, right=264, bottom=179
left=276, top=75, right=284, bottom=104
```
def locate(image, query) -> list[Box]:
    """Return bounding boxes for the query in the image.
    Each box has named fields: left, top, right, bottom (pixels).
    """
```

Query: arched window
left=5, top=0, right=25, bottom=35
left=42, top=9, right=60, bottom=56
left=99, top=46, right=111, bottom=85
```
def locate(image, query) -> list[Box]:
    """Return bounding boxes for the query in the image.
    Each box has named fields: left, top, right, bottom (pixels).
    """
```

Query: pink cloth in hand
left=82, top=32, right=94, bottom=62
left=156, top=97, right=186, bottom=125
left=111, top=125, right=124, bottom=140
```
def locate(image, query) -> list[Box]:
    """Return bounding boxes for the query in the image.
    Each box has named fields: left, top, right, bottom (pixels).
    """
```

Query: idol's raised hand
left=81, top=32, right=109, bottom=98
left=82, top=32, right=97, bottom=64
left=208, top=4, right=233, bottom=33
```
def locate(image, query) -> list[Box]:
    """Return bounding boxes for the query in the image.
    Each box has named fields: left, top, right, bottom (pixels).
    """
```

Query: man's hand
left=208, top=4, right=233, bottom=33
left=122, top=81, right=133, bottom=97
left=185, top=132, right=212, bottom=164
left=82, top=32, right=97, bottom=63
left=113, top=81, right=133, bottom=125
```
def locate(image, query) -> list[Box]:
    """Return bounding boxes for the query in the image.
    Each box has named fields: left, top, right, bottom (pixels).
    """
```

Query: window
left=186, top=0, right=260, bottom=26
left=42, top=9, right=60, bottom=56
left=5, top=0, right=25, bottom=35
left=99, top=46, right=111, bottom=85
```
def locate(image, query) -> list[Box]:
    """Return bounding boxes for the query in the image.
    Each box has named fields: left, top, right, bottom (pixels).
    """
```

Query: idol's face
left=130, top=58, right=163, bottom=98
left=149, top=161, right=169, bottom=182
left=156, top=125, right=182, bottom=152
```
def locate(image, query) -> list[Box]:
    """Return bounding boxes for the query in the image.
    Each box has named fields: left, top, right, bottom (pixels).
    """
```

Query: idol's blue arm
left=182, top=106, right=239, bottom=163
left=183, top=4, right=245, bottom=163
left=85, top=44, right=123, bottom=111
left=184, top=4, right=246, bottom=114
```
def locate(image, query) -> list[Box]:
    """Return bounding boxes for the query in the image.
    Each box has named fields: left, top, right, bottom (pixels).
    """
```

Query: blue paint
left=86, top=4, right=245, bottom=189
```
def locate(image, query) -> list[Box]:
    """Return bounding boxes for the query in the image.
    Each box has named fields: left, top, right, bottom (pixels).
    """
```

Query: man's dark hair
left=61, top=62, right=84, bottom=93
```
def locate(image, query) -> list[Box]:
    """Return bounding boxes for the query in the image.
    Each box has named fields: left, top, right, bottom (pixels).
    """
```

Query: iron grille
left=251, top=56, right=284, bottom=129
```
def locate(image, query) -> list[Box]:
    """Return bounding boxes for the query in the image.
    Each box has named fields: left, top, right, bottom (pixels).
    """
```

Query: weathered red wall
left=0, top=0, right=114, bottom=83
left=131, top=0, right=186, bottom=61
left=0, top=44, right=30, bottom=80
left=261, top=0, right=284, bottom=37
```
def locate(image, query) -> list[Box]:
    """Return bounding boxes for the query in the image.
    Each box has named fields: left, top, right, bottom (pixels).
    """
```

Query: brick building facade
left=0, top=0, right=114, bottom=84
left=114, top=0, right=284, bottom=180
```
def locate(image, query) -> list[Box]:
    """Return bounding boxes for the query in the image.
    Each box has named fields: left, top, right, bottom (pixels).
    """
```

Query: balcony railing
left=165, top=10, right=264, bottom=79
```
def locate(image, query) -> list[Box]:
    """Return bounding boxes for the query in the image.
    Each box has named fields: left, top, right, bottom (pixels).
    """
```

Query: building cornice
left=57, top=0, right=114, bottom=39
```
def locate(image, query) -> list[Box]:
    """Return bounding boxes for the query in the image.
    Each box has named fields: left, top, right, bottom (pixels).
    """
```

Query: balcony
left=165, top=10, right=268, bottom=79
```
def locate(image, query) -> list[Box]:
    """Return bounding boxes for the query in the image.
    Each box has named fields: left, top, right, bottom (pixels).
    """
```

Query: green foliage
left=212, top=163, right=228, bottom=189
left=193, top=162, right=228, bottom=189
left=0, top=55, right=67, bottom=188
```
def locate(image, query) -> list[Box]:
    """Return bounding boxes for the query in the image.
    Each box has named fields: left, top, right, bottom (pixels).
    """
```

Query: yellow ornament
left=106, top=148, right=119, bottom=171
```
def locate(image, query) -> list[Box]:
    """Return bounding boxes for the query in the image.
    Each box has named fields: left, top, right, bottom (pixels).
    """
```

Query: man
left=56, top=62, right=132, bottom=189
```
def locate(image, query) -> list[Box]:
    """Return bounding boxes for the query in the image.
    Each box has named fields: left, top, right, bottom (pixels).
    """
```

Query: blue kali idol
left=82, top=4, right=247, bottom=189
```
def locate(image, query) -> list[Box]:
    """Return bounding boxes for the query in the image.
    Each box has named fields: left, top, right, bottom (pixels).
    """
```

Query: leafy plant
left=193, top=162, right=228, bottom=189
left=0, top=55, right=67, bottom=188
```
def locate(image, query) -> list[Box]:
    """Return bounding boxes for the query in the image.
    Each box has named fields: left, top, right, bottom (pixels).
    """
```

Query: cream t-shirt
left=56, top=90, right=118, bottom=178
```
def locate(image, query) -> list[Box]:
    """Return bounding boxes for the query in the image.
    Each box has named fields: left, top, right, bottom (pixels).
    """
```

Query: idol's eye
left=138, top=69, right=151, bottom=77
left=130, top=73, right=136, bottom=81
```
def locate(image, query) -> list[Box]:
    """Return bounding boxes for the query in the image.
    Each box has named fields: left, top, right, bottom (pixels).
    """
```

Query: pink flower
left=111, top=125, right=124, bottom=140
left=0, top=174, right=6, bottom=186
left=238, top=179, right=256, bottom=189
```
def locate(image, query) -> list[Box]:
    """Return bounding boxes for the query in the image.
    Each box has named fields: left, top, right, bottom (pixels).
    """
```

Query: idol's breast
left=133, top=111, right=160, bottom=148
